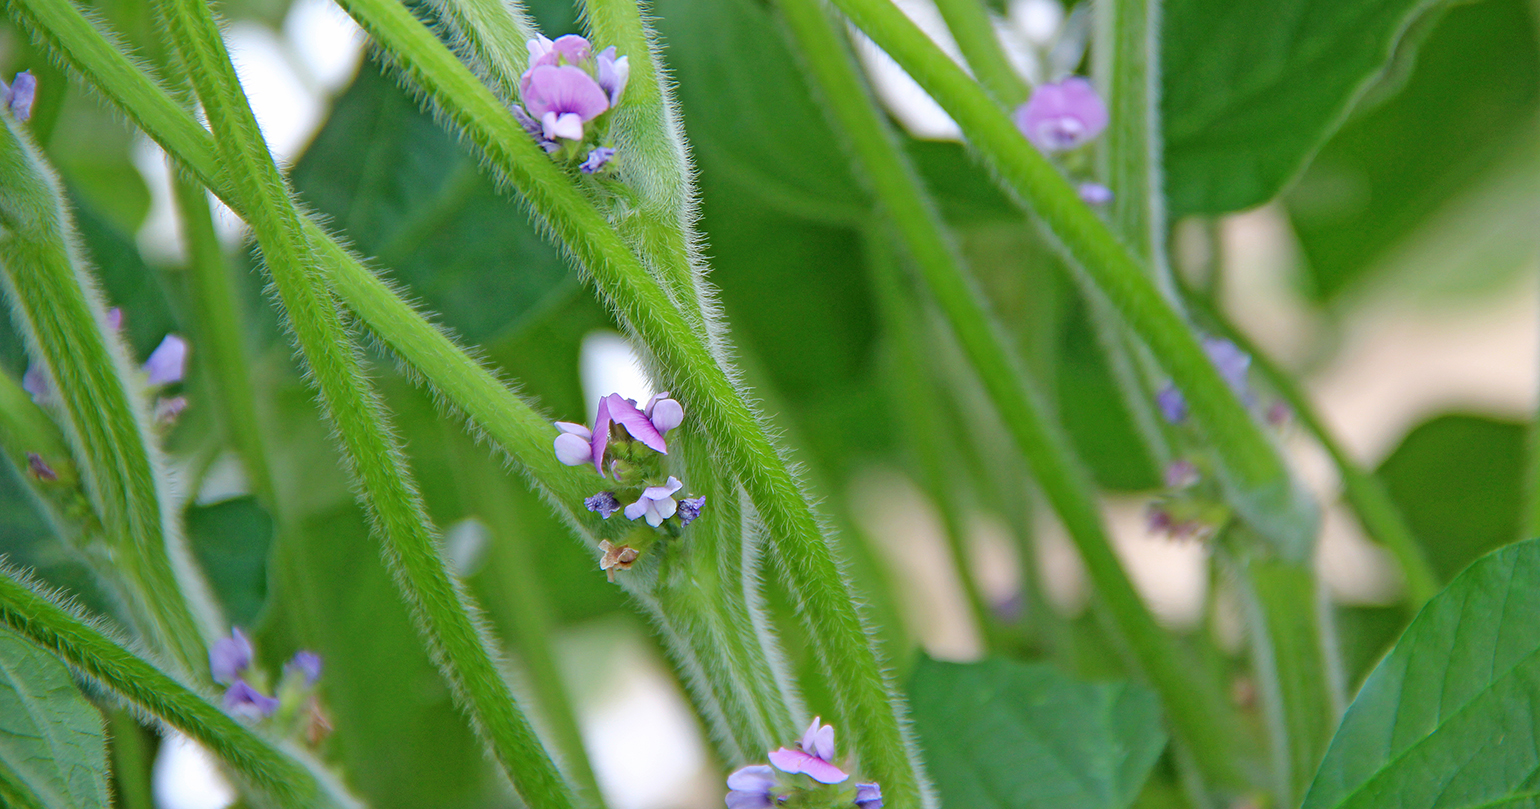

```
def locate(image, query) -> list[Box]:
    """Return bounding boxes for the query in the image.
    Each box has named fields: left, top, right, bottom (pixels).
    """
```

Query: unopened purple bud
left=596, top=46, right=629, bottom=106
left=4, top=72, right=36, bottom=122
left=106, top=307, right=123, bottom=332
left=223, top=679, right=279, bottom=720
left=645, top=392, right=683, bottom=435
left=1202, top=338, right=1251, bottom=398
left=725, top=765, right=776, bottom=809
left=1156, top=385, right=1186, bottom=424
left=585, top=491, right=621, bottom=519
left=26, top=452, right=57, bottom=481
left=1164, top=459, right=1199, bottom=489
left=143, top=334, right=187, bottom=386
left=210, top=628, right=253, bottom=685
left=555, top=432, right=595, bottom=466
left=154, top=396, right=188, bottom=425
left=677, top=495, right=706, bottom=527
left=799, top=715, right=836, bottom=761
left=1078, top=182, right=1113, bottom=205
left=22, top=364, right=50, bottom=403
left=855, top=782, right=884, bottom=809
left=1267, top=401, right=1292, bottom=427
left=287, top=650, right=322, bottom=684
left=1013, top=77, right=1107, bottom=152
left=580, top=147, right=616, bottom=174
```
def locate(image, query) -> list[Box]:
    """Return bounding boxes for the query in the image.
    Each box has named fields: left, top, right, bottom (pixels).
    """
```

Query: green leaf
left=289, top=60, right=571, bottom=344
left=1377, top=414, right=1526, bottom=582
left=1285, top=0, right=1540, bottom=301
left=184, top=496, right=273, bottom=628
left=1303, top=537, right=1540, bottom=809
left=0, top=629, right=110, bottom=809
left=1162, top=0, right=1444, bottom=215
left=652, top=0, right=866, bottom=222
left=907, top=655, right=1168, bottom=809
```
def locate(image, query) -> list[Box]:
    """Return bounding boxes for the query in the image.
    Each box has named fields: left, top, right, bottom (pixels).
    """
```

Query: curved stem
left=0, top=115, right=214, bottom=675
left=153, top=0, right=578, bottom=803
left=826, top=0, right=1319, bottom=562
left=0, top=569, right=354, bottom=809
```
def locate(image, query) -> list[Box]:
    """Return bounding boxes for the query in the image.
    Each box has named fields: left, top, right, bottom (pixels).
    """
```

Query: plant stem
left=826, top=0, right=1318, bottom=562
left=108, top=709, right=156, bottom=809
left=1178, top=286, right=1440, bottom=606
left=773, top=0, right=1248, bottom=786
left=0, top=114, right=214, bottom=676
left=0, top=569, right=353, bottom=808
left=153, top=0, right=579, bottom=803
left=931, top=0, right=1028, bottom=106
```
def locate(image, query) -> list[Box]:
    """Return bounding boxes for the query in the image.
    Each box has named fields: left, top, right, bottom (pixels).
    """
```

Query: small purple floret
left=529, top=34, right=593, bottom=69
left=799, top=716, right=836, bottom=761
left=644, top=392, right=684, bottom=435
left=22, top=364, right=49, bottom=404
left=1013, top=77, right=1107, bottom=152
left=1156, top=385, right=1186, bottom=424
left=678, top=495, right=706, bottom=527
left=26, top=452, right=56, bottom=481
left=856, top=782, right=884, bottom=809
left=143, top=334, right=187, bottom=386
left=1078, top=182, right=1113, bottom=205
left=555, top=421, right=595, bottom=467
left=4, top=72, right=36, bottom=122
left=596, top=46, right=629, bottom=106
left=625, top=476, right=682, bottom=527
left=580, top=146, right=616, bottom=174
left=1202, top=338, right=1251, bottom=398
left=585, top=491, right=622, bottom=519
left=223, top=679, right=279, bottom=720
left=153, top=396, right=188, bottom=425
left=520, top=65, right=609, bottom=142
left=725, top=764, right=776, bottom=809
left=287, top=651, right=322, bottom=685
left=210, top=627, right=253, bottom=685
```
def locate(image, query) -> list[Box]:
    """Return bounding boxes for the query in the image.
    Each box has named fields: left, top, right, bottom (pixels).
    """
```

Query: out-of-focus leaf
left=0, top=629, right=110, bottom=809
left=908, top=655, right=1167, bottom=809
left=1303, top=538, right=1540, bottom=809
left=44, top=89, right=150, bottom=236
left=1162, top=0, right=1445, bottom=215
left=1286, top=0, right=1540, bottom=301
left=1377, top=413, right=1525, bottom=582
left=653, top=0, right=866, bottom=223
left=1056, top=295, right=1160, bottom=491
left=908, top=140, right=1018, bottom=223
left=184, top=496, right=273, bottom=628
left=290, top=61, right=570, bottom=344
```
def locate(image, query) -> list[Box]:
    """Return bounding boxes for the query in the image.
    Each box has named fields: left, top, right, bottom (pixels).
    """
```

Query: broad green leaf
left=184, top=496, right=273, bottom=628
left=907, top=655, right=1167, bottom=809
left=1162, top=0, right=1443, bottom=215
left=1286, top=0, right=1540, bottom=301
left=652, top=0, right=866, bottom=223
left=1378, top=414, right=1525, bottom=581
left=0, top=629, right=110, bottom=809
left=289, top=60, right=570, bottom=345
left=1303, top=538, right=1540, bottom=809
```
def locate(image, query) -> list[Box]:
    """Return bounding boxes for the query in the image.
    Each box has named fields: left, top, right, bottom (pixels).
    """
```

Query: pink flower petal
left=591, top=396, right=613, bottom=476
left=768, top=748, right=848, bottom=784
left=522, top=65, right=609, bottom=123
left=604, top=393, right=667, bottom=454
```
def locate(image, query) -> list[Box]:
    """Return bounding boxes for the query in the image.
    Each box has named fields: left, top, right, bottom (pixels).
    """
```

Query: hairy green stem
left=0, top=569, right=353, bottom=808
left=0, top=114, right=214, bottom=675
left=931, top=0, right=1027, bottom=106
left=827, top=0, right=1318, bottom=561
left=154, top=0, right=578, bottom=803
left=1179, top=287, right=1440, bottom=605
left=109, top=709, right=156, bottom=809
left=775, top=0, right=1247, bottom=785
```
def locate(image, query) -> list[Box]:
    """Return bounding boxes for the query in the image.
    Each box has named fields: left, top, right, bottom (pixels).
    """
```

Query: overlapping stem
left=772, top=0, right=1247, bottom=786
left=931, top=0, right=1027, bottom=105
left=0, top=115, right=213, bottom=676
left=826, top=0, right=1319, bottom=562
left=0, top=569, right=352, bottom=809
left=152, top=0, right=577, bottom=803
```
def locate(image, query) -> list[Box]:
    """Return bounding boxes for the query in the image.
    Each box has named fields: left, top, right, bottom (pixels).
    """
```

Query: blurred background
left=0, top=0, right=1536, bottom=806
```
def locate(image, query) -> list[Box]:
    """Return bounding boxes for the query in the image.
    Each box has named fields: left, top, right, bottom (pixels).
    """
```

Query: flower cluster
left=1013, top=77, right=1113, bottom=206
left=514, top=33, right=629, bottom=175
left=210, top=629, right=330, bottom=745
left=23, top=308, right=190, bottom=426
left=1146, top=458, right=1229, bottom=542
left=726, top=718, right=882, bottom=809
left=554, top=392, right=705, bottom=580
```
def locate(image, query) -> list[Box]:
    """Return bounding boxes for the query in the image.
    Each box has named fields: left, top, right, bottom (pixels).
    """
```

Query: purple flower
left=210, top=627, right=253, bottom=685
left=580, top=146, right=615, bottom=174
left=1164, top=459, right=1199, bottom=489
left=1013, top=77, right=1107, bottom=152
left=592, top=393, right=668, bottom=475
left=520, top=65, right=609, bottom=142
left=153, top=396, right=188, bottom=425
left=1202, top=338, right=1251, bottom=397
left=596, top=46, right=629, bottom=106
left=585, top=491, right=621, bottom=519
left=1156, top=384, right=1186, bottom=424
left=768, top=716, right=848, bottom=784
left=106, top=307, right=123, bottom=332
left=725, top=764, right=776, bottom=809
left=223, top=679, right=279, bottom=720
left=3, top=71, right=35, bottom=122
left=26, top=452, right=56, bottom=481
left=512, top=104, right=561, bottom=153
left=644, top=392, right=684, bottom=435
left=1078, top=182, right=1113, bottom=205
left=143, top=334, right=187, bottom=386
left=528, top=34, right=593, bottom=69
left=855, top=782, right=883, bottom=809
left=554, top=421, right=595, bottom=467
left=677, top=495, right=706, bottom=527
left=624, top=476, right=682, bottom=526
left=287, top=651, right=322, bottom=685
left=22, top=364, right=49, bottom=404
